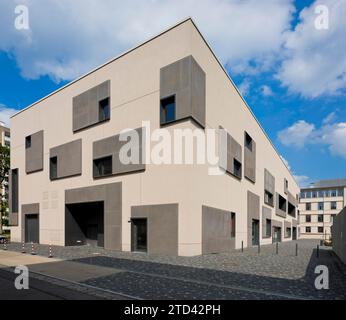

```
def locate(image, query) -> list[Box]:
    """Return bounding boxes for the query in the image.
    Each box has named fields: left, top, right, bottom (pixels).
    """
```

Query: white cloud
left=0, top=0, right=295, bottom=82
left=280, top=155, right=291, bottom=170
left=278, top=120, right=315, bottom=148
left=260, top=85, right=274, bottom=96
left=278, top=113, right=346, bottom=158
left=293, top=175, right=310, bottom=187
left=238, top=79, right=251, bottom=96
left=0, top=104, right=18, bottom=127
left=276, top=0, right=346, bottom=98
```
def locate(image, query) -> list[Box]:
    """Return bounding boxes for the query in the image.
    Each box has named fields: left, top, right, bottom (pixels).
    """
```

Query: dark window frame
left=93, top=155, right=113, bottom=178
left=306, top=214, right=311, bottom=223
left=306, top=202, right=311, bottom=211
left=233, top=159, right=242, bottom=179
left=98, top=97, right=110, bottom=122
left=264, top=190, right=274, bottom=207
left=306, top=226, right=311, bottom=233
left=160, top=95, right=176, bottom=125
left=50, top=156, right=58, bottom=180
left=244, top=132, right=253, bottom=151
left=266, top=219, right=272, bottom=237
left=231, top=212, right=236, bottom=238
left=318, top=214, right=324, bottom=223
left=25, top=136, right=32, bottom=149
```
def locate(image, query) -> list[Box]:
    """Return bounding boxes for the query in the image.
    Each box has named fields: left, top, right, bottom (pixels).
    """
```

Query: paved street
left=1, top=240, right=346, bottom=300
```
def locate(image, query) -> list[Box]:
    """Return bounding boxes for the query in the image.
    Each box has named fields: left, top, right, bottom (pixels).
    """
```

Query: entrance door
left=252, top=219, right=259, bottom=246
left=292, top=227, right=297, bottom=240
left=272, top=227, right=282, bottom=243
left=131, top=218, right=147, bottom=252
left=25, top=214, right=39, bottom=243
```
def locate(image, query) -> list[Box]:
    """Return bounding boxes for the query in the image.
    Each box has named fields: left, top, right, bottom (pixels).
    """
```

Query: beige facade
left=9, top=19, right=299, bottom=256
left=299, top=180, right=346, bottom=241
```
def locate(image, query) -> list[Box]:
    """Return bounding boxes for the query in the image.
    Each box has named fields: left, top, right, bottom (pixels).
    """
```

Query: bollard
left=3, top=239, right=7, bottom=251
left=21, top=241, right=26, bottom=254
left=276, top=242, right=278, bottom=255
left=48, top=244, right=53, bottom=258
left=241, top=241, right=244, bottom=253
left=31, top=242, right=36, bottom=255
left=258, top=243, right=260, bottom=254
left=295, top=243, right=298, bottom=256
left=316, top=245, right=319, bottom=258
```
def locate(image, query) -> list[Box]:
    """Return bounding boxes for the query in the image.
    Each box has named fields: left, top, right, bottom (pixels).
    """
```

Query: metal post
left=276, top=242, right=278, bottom=254
left=316, top=244, right=319, bottom=258
left=295, top=243, right=298, bottom=256
left=258, top=243, right=260, bottom=254
left=241, top=241, right=244, bottom=252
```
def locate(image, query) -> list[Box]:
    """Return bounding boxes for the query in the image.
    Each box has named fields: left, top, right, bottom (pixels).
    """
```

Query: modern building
left=299, top=179, right=346, bottom=240
left=9, top=18, right=299, bottom=256
left=0, top=122, right=10, bottom=230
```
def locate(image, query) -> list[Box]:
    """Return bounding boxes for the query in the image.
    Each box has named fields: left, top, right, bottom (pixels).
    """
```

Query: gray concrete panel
left=25, top=130, right=44, bottom=174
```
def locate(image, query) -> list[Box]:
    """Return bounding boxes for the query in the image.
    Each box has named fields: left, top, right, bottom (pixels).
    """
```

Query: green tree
left=0, top=145, right=10, bottom=234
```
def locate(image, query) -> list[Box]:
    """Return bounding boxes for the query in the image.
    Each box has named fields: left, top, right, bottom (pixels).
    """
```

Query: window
left=25, top=136, right=32, bottom=149
left=306, top=226, right=311, bottom=233
left=300, top=192, right=306, bottom=199
left=244, top=132, right=253, bottom=151
left=318, top=202, right=324, bottom=210
left=264, top=190, right=274, bottom=207
left=306, top=215, right=311, bottom=223
left=318, top=190, right=324, bottom=198
left=318, top=227, right=324, bottom=233
left=306, top=191, right=311, bottom=198
left=331, top=190, right=337, bottom=197
left=11, top=169, right=18, bottom=213
left=306, top=202, right=311, bottom=211
left=285, top=179, right=288, bottom=191
left=331, top=214, right=336, bottom=223
left=233, top=159, right=242, bottom=179
left=50, top=157, right=58, bottom=180
left=5, top=131, right=10, bottom=138
left=318, top=214, right=324, bottom=222
left=288, top=202, right=295, bottom=217
left=160, top=95, right=176, bottom=124
left=337, top=189, right=344, bottom=197
left=93, top=156, right=113, bottom=177
left=5, top=141, right=10, bottom=147
left=99, top=97, right=110, bottom=122
left=312, top=191, right=317, bottom=198
left=266, top=219, right=271, bottom=237
left=324, top=190, right=330, bottom=197
left=331, top=201, right=337, bottom=210
left=231, top=212, right=236, bottom=238
left=278, top=194, right=287, bottom=212
left=286, top=227, right=291, bottom=238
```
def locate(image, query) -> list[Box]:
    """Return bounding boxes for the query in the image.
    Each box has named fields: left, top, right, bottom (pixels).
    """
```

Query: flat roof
left=10, top=17, right=298, bottom=186
left=302, top=179, right=346, bottom=190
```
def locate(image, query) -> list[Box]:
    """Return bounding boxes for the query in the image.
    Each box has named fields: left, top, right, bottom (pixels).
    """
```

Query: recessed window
left=160, top=95, right=176, bottom=124
left=93, top=156, right=112, bottom=178
left=331, top=201, right=337, bottom=210
left=288, top=202, right=295, bottom=217
left=306, top=202, right=311, bottom=211
left=312, top=191, right=317, bottom=198
left=99, top=97, right=110, bottom=122
left=11, top=169, right=18, bottom=213
left=264, top=190, right=274, bottom=207
left=233, top=159, right=242, bottom=179
left=318, top=190, right=324, bottom=197
left=306, top=214, right=311, bottom=222
left=318, top=226, right=324, bottom=233
left=337, top=189, right=344, bottom=197
left=318, top=214, right=324, bottom=222
left=286, top=227, right=291, bottom=238
left=266, top=219, right=272, bottom=237
left=25, top=136, right=32, bottom=149
left=306, top=226, right=311, bottom=233
left=318, top=202, right=324, bottom=210
left=244, top=132, right=253, bottom=151
left=231, top=212, right=236, bottom=238
left=331, top=190, right=337, bottom=197
left=278, top=194, right=287, bottom=212
left=50, top=156, right=58, bottom=180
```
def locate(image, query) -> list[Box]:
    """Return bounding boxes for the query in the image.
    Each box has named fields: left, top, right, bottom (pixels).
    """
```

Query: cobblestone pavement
left=3, top=240, right=346, bottom=300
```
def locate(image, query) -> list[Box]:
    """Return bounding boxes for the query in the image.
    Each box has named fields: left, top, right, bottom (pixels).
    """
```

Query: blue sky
left=0, top=0, right=345, bottom=186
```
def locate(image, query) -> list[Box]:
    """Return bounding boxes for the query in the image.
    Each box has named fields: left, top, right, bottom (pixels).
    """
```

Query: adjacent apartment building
left=9, top=19, right=299, bottom=256
left=299, top=179, right=346, bottom=241
left=0, top=122, right=10, bottom=229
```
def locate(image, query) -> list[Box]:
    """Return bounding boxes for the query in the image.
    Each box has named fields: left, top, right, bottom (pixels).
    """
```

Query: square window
left=318, top=202, right=324, bottom=210
left=318, top=214, right=324, bottom=222
left=244, top=132, right=253, bottom=151
left=50, top=157, right=58, bottom=180
left=278, top=194, right=287, bottom=212
left=99, top=97, right=110, bottom=122
left=25, top=136, right=32, bottom=149
left=306, top=203, right=311, bottom=211
left=306, top=215, right=311, bottom=222
left=318, top=226, right=324, bottom=233
left=266, top=219, right=272, bottom=237
left=331, top=201, right=337, bottom=210
left=264, top=190, right=274, bottom=207
left=93, top=156, right=113, bottom=177
left=306, top=226, right=311, bottom=233
left=233, top=159, right=242, bottom=179
left=160, top=95, right=176, bottom=124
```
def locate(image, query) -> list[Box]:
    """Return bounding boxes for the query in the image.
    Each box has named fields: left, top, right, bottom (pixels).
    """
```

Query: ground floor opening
left=131, top=218, right=148, bottom=253
left=25, top=214, right=39, bottom=243
left=65, top=202, right=104, bottom=247
left=272, top=226, right=282, bottom=243
left=252, top=219, right=260, bottom=246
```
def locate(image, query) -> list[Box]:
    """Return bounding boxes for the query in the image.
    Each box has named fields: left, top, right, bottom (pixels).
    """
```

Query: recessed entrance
left=25, top=214, right=39, bottom=243
left=131, top=218, right=147, bottom=253
left=252, top=219, right=259, bottom=246
left=65, top=202, right=104, bottom=247
left=292, top=227, right=297, bottom=240
left=272, top=226, right=282, bottom=243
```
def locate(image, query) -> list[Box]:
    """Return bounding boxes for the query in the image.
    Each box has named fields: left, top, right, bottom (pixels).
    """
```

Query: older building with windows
left=9, top=19, right=299, bottom=256
left=299, top=179, right=346, bottom=240
left=0, top=122, right=10, bottom=230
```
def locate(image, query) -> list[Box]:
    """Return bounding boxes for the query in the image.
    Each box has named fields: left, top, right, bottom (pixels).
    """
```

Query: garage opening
left=25, top=214, right=39, bottom=243
left=65, top=202, right=104, bottom=247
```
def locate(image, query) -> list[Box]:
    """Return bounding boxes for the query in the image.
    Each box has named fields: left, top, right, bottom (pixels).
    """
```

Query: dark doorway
left=252, top=219, right=259, bottom=246
left=65, top=202, right=104, bottom=247
left=25, top=214, right=39, bottom=243
left=272, top=226, right=282, bottom=243
left=131, top=218, right=147, bottom=253
left=292, top=227, right=297, bottom=240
